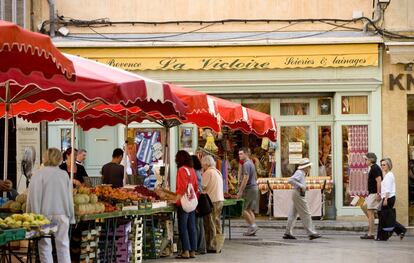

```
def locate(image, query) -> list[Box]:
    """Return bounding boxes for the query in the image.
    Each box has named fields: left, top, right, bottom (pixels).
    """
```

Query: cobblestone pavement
left=152, top=226, right=414, bottom=263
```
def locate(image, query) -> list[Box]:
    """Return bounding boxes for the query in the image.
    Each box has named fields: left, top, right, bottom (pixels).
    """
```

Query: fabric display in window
left=135, top=131, right=161, bottom=165
left=348, top=126, right=369, bottom=196
left=204, top=129, right=218, bottom=153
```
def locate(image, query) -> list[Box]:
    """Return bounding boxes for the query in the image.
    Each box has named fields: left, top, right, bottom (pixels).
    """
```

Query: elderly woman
left=377, top=158, right=407, bottom=241
left=27, top=148, right=75, bottom=263
left=201, top=155, right=224, bottom=253
left=174, top=150, right=199, bottom=259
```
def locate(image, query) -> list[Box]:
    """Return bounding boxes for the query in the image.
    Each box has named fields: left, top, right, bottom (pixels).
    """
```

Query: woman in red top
left=174, top=150, right=199, bottom=259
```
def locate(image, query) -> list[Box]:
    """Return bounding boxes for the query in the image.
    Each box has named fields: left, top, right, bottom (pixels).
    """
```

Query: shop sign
left=16, top=118, right=40, bottom=193
left=389, top=73, right=414, bottom=90
left=60, top=44, right=378, bottom=71
left=101, top=55, right=376, bottom=71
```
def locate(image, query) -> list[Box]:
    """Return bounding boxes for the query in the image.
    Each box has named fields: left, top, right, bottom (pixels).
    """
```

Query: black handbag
left=196, top=193, right=213, bottom=217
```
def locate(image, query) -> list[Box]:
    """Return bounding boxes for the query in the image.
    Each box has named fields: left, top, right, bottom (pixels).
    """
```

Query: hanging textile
left=221, top=158, right=229, bottom=193
left=348, top=125, right=369, bottom=196
left=135, top=131, right=160, bottom=165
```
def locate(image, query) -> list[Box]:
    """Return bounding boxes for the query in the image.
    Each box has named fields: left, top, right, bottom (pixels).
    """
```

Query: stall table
left=75, top=205, right=175, bottom=262
left=273, top=189, right=322, bottom=218
left=221, top=199, right=244, bottom=240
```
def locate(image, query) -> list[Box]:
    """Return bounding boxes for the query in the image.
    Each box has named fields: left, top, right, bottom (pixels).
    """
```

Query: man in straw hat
left=283, top=158, right=321, bottom=240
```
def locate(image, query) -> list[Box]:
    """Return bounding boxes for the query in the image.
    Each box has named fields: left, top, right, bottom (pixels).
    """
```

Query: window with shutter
left=0, top=0, right=26, bottom=27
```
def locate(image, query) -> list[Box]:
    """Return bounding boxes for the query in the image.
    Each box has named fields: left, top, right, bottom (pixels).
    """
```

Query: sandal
left=400, top=229, right=407, bottom=240
left=176, top=254, right=190, bottom=259
left=360, top=234, right=375, bottom=240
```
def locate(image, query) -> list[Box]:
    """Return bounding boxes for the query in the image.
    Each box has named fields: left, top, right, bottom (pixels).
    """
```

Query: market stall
left=257, top=177, right=334, bottom=218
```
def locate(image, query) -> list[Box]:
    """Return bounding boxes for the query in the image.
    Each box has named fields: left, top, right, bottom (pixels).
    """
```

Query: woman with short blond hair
left=201, top=155, right=224, bottom=253
left=27, top=148, right=75, bottom=263
left=377, top=157, right=407, bottom=241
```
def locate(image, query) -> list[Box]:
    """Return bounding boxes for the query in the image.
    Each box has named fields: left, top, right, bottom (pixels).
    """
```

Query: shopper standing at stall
left=27, top=148, right=75, bottom=263
left=201, top=155, right=224, bottom=253
left=361, top=152, right=382, bottom=240
left=283, top=158, right=321, bottom=240
left=237, top=147, right=259, bottom=236
left=76, top=149, right=87, bottom=165
left=174, top=150, right=199, bottom=259
left=191, top=155, right=206, bottom=255
left=60, top=147, right=88, bottom=186
left=101, top=148, right=124, bottom=188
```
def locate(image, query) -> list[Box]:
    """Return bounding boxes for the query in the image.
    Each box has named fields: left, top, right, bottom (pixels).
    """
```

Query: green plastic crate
left=3, top=228, right=26, bottom=242
left=0, top=232, right=6, bottom=246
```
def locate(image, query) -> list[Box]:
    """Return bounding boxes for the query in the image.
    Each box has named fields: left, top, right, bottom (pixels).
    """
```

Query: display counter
left=273, top=189, right=322, bottom=218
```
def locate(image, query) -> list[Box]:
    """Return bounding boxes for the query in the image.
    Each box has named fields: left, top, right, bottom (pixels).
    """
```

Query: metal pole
left=70, top=102, right=77, bottom=182
left=3, top=81, right=10, bottom=183
left=164, top=127, right=170, bottom=189
left=123, top=109, right=128, bottom=185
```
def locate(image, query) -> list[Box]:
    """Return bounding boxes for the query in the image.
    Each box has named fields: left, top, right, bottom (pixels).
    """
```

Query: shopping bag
left=196, top=193, right=213, bottom=217
left=381, top=208, right=396, bottom=232
left=180, top=168, right=198, bottom=213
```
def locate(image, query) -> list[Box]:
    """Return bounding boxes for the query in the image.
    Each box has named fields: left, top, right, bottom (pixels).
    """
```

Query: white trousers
left=285, top=190, right=317, bottom=236
left=38, top=215, right=71, bottom=263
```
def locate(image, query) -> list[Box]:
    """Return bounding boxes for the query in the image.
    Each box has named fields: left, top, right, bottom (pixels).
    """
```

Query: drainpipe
left=363, top=1, right=385, bottom=33
left=47, top=0, right=55, bottom=37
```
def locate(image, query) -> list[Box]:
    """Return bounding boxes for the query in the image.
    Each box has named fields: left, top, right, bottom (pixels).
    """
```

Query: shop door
left=407, top=95, right=414, bottom=225
left=83, top=126, right=118, bottom=177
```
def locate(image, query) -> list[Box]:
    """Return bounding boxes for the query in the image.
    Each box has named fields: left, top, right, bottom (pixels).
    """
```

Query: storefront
left=382, top=42, right=414, bottom=226
left=48, top=42, right=382, bottom=217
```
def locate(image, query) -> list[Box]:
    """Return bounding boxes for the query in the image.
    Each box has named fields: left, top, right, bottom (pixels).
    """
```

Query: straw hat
left=297, top=158, right=312, bottom=170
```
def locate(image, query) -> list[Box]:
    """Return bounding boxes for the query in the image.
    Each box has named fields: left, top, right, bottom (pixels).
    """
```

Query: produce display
left=134, top=185, right=159, bottom=201
left=257, top=177, right=334, bottom=192
left=73, top=187, right=106, bottom=216
left=224, top=193, right=238, bottom=199
left=0, top=213, right=50, bottom=230
left=93, top=185, right=141, bottom=202
left=2, top=193, right=27, bottom=212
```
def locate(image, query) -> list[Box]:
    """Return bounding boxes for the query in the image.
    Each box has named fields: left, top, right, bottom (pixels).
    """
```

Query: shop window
left=341, top=96, right=368, bottom=114
left=179, top=126, right=193, bottom=153
left=318, top=98, right=332, bottom=115
left=342, top=125, right=369, bottom=206
left=318, top=126, right=332, bottom=177
left=281, top=126, right=309, bottom=177
left=60, top=128, right=71, bottom=151
left=242, top=99, right=270, bottom=114
left=0, top=0, right=25, bottom=27
left=280, top=99, right=309, bottom=116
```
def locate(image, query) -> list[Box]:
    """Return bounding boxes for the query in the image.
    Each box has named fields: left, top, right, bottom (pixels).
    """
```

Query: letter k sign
left=389, top=74, right=404, bottom=90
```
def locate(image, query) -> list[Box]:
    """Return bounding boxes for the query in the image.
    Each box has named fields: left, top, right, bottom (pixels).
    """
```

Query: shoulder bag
left=180, top=167, right=198, bottom=213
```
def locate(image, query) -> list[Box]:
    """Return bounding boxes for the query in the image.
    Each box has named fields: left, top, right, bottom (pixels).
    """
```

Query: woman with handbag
left=192, top=155, right=207, bottom=255
left=173, top=151, right=199, bottom=259
left=201, top=155, right=225, bottom=253
left=377, top=158, right=407, bottom=241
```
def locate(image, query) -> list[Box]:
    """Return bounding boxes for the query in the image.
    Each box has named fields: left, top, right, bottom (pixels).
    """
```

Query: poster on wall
left=289, top=153, right=302, bottom=164
left=288, top=142, right=302, bottom=152
left=16, top=118, right=41, bottom=193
